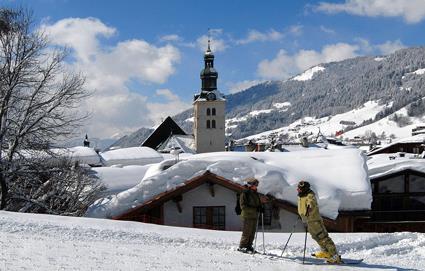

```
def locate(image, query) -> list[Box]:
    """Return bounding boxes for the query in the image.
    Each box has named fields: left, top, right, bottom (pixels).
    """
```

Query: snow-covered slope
left=292, top=66, right=325, bottom=81
left=0, top=211, right=423, bottom=270
left=242, top=101, right=392, bottom=141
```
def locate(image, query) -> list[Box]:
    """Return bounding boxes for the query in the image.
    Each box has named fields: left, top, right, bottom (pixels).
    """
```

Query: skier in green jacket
left=238, top=178, right=262, bottom=253
left=297, top=180, right=342, bottom=264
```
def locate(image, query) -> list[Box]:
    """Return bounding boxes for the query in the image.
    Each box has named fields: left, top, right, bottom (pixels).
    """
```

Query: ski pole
left=280, top=218, right=299, bottom=257
left=253, top=212, right=261, bottom=253
left=302, top=225, right=308, bottom=264
left=261, top=212, right=265, bottom=254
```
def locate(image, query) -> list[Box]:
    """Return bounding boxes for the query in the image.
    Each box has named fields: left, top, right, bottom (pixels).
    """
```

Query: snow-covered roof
left=91, top=165, right=153, bottom=195
left=193, top=90, right=226, bottom=102
left=100, top=147, right=163, bottom=166
left=15, top=147, right=101, bottom=165
left=86, top=149, right=370, bottom=220
left=157, top=134, right=195, bottom=154
left=368, top=134, right=425, bottom=155
left=55, top=146, right=102, bottom=165
left=367, top=152, right=425, bottom=179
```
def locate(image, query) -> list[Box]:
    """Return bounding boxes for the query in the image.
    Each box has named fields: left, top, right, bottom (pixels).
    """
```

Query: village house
left=368, top=134, right=425, bottom=155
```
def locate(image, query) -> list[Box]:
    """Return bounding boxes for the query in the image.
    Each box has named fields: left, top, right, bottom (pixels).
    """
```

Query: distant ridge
left=111, top=46, right=425, bottom=148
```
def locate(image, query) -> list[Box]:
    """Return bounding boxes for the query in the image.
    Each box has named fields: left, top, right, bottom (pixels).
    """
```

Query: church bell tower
left=193, top=40, right=226, bottom=153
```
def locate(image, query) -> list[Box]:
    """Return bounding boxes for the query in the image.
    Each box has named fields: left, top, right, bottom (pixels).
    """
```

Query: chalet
left=85, top=149, right=372, bottom=233
left=412, top=125, right=425, bottom=136
left=368, top=134, right=425, bottom=156
left=358, top=153, right=425, bottom=232
left=112, top=171, right=363, bottom=233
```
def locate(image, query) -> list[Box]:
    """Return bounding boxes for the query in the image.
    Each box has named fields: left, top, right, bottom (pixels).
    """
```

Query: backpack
left=235, top=192, right=242, bottom=215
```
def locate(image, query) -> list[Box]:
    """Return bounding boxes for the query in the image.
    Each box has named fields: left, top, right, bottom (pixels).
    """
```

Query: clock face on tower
left=206, top=92, right=216, bottom=101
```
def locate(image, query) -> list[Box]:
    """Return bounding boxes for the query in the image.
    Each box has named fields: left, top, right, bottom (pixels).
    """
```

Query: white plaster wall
left=278, top=209, right=305, bottom=232
left=163, top=183, right=242, bottom=230
left=194, top=100, right=225, bottom=153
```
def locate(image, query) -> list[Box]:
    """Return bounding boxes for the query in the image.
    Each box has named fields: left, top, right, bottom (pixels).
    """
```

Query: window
left=193, top=206, right=225, bottom=230
left=206, top=120, right=210, bottom=129
left=212, top=108, right=216, bottom=115
left=377, top=175, right=404, bottom=193
left=212, top=120, right=216, bottom=129
left=409, top=174, right=425, bottom=192
left=372, top=171, right=425, bottom=221
left=207, top=108, right=211, bottom=116
left=193, top=207, right=207, bottom=225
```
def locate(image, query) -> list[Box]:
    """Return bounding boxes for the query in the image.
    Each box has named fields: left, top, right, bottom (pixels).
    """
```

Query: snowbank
left=100, top=147, right=163, bottom=166
left=0, top=211, right=423, bottom=270
left=87, top=149, right=371, bottom=220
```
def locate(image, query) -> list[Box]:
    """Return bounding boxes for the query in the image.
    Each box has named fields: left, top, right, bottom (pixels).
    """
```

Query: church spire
left=200, top=35, right=218, bottom=92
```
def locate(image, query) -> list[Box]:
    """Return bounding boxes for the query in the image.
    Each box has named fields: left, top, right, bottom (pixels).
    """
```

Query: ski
left=311, top=254, right=364, bottom=265
left=240, top=251, right=364, bottom=265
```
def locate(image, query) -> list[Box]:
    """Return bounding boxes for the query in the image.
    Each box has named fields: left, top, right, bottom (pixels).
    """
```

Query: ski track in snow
left=0, top=212, right=423, bottom=271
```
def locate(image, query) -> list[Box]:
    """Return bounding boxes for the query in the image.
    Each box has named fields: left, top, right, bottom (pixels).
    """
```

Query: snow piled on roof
left=100, top=147, right=163, bottom=166
left=368, top=134, right=425, bottom=155
left=367, top=153, right=425, bottom=179
left=292, top=66, right=325, bottom=81
left=158, top=135, right=195, bottom=153
left=86, top=149, right=370, bottom=220
left=17, top=147, right=101, bottom=165
left=92, top=165, right=153, bottom=195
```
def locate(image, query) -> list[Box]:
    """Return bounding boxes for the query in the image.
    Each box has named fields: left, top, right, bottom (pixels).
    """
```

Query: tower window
left=212, top=108, right=216, bottom=115
left=212, top=120, right=216, bottom=129
left=207, top=120, right=211, bottom=129
left=207, top=108, right=211, bottom=116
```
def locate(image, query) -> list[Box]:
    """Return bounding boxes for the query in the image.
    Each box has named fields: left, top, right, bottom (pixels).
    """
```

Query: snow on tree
left=0, top=7, right=104, bottom=213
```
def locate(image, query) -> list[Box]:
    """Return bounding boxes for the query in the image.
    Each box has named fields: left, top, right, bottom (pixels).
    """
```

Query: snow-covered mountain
left=112, top=46, right=425, bottom=148
left=0, top=211, right=423, bottom=270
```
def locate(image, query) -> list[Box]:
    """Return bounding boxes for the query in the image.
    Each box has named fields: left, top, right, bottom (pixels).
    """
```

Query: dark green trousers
left=239, top=218, right=258, bottom=248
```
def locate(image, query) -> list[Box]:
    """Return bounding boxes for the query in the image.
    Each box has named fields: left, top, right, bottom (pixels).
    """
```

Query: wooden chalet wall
left=370, top=142, right=425, bottom=155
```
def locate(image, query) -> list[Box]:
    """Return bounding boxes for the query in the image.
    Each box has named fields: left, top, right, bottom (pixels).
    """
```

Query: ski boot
left=326, top=254, right=342, bottom=264
left=312, top=251, right=331, bottom=259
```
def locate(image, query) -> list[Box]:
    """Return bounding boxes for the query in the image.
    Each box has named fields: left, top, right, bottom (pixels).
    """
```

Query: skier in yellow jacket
left=297, top=180, right=342, bottom=264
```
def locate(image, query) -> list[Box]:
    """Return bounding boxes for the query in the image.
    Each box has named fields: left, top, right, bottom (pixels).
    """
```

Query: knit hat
left=246, top=178, right=259, bottom=186
left=297, top=180, right=310, bottom=192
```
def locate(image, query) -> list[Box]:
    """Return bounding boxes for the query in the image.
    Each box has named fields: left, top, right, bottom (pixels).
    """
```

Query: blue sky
left=4, top=0, right=425, bottom=139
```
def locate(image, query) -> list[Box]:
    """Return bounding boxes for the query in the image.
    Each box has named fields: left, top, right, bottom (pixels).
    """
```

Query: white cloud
left=42, top=17, right=116, bottom=62
left=43, top=18, right=182, bottom=138
left=316, top=0, right=425, bottom=24
left=288, top=25, right=304, bottom=36
left=236, top=29, right=284, bottom=45
left=320, top=25, right=336, bottom=34
left=376, top=39, right=405, bottom=54
left=226, top=80, right=264, bottom=94
left=159, top=34, right=182, bottom=42
left=257, top=43, right=359, bottom=80
left=156, top=88, right=180, bottom=101
left=196, top=29, right=228, bottom=52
